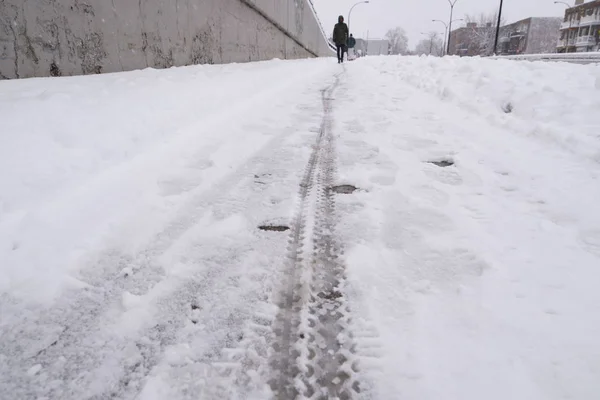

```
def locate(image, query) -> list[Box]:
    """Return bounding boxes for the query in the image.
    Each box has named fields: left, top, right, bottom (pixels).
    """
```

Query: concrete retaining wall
left=0, top=0, right=333, bottom=79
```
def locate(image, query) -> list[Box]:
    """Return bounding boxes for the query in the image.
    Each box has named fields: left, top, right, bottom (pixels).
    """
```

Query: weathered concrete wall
left=0, top=0, right=333, bottom=79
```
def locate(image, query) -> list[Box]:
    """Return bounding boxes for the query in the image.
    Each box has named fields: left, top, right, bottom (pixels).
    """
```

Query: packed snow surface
left=1, top=55, right=599, bottom=399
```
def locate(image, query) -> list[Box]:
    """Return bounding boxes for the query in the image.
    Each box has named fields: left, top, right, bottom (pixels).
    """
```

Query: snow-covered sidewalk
left=334, top=56, right=600, bottom=400
left=1, top=56, right=599, bottom=399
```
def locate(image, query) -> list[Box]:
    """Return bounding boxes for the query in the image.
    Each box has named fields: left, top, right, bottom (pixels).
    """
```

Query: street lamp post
left=433, top=18, right=464, bottom=56
left=446, top=0, right=460, bottom=55
left=493, top=0, right=505, bottom=55
left=555, top=1, right=572, bottom=53
left=348, top=1, right=370, bottom=33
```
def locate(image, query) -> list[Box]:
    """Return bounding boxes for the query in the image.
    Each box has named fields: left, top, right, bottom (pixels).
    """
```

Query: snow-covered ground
left=334, top=56, right=600, bottom=400
left=1, top=55, right=599, bottom=399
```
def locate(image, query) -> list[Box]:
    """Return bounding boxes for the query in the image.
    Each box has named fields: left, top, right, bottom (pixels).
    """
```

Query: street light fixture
left=348, top=1, right=370, bottom=33
left=554, top=1, right=572, bottom=7
left=555, top=1, right=573, bottom=52
left=433, top=18, right=463, bottom=56
left=446, top=0, right=460, bottom=55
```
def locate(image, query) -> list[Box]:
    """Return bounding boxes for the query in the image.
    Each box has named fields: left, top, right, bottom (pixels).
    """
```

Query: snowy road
left=1, top=57, right=600, bottom=400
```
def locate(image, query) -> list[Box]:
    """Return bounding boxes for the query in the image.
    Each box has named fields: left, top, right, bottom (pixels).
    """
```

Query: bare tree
left=463, top=11, right=506, bottom=55
left=385, top=27, right=409, bottom=55
left=415, top=32, right=444, bottom=56
left=527, top=18, right=562, bottom=54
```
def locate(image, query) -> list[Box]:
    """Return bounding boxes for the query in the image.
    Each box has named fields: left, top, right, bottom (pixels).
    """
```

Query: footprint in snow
left=410, top=185, right=450, bottom=207
left=578, top=230, right=600, bottom=257
left=424, top=167, right=463, bottom=186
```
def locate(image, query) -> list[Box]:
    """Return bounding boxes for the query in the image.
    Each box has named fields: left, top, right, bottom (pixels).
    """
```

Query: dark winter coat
left=347, top=36, right=356, bottom=48
left=333, top=22, right=349, bottom=46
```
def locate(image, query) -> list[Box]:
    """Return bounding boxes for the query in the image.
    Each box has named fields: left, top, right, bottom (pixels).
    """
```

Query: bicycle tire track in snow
left=0, top=138, right=272, bottom=399
left=0, top=89, right=328, bottom=399
left=269, top=71, right=360, bottom=400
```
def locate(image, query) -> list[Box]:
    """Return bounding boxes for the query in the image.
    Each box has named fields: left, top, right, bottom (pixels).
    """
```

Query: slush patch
left=428, top=159, right=454, bottom=167
left=259, top=225, right=290, bottom=232
left=330, top=185, right=358, bottom=194
left=318, top=290, right=343, bottom=300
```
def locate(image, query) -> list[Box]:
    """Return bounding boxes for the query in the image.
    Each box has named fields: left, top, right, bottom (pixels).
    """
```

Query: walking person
left=347, top=34, right=356, bottom=60
left=333, top=16, right=349, bottom=63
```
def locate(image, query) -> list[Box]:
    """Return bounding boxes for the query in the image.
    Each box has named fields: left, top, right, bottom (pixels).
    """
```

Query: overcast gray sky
left=312, top=0, right=569, bottom=48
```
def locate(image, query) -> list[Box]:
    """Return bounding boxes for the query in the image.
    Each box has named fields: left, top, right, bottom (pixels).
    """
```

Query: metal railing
left=307, top=0, right=337, bottom=52
left=576, top=36, right=598, bottom=46
left=491, top=52, right=600, bottom=64
left=557, top=37, right=585, bottom=47
left=579, top=14, right=600, bottom=26
left=560, top=19, right=580, bottom=29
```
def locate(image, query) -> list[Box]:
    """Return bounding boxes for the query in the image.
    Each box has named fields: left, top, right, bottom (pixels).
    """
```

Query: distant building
left=557, top=0, right=600, bottom=53
left=498, top=18, right=562, bottom=55
left=448, top=22, right=492, bottom=56
left=354, top=39, right=390, bottom=56
left=449, top=18, right=561, bottom=56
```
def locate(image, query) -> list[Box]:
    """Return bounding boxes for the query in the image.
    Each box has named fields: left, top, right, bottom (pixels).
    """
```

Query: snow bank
left=364, top=56, right=600, bottom=163
left=0, top=59, right=335, bottom=304
left=334, top=56, right=600, bottom=400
